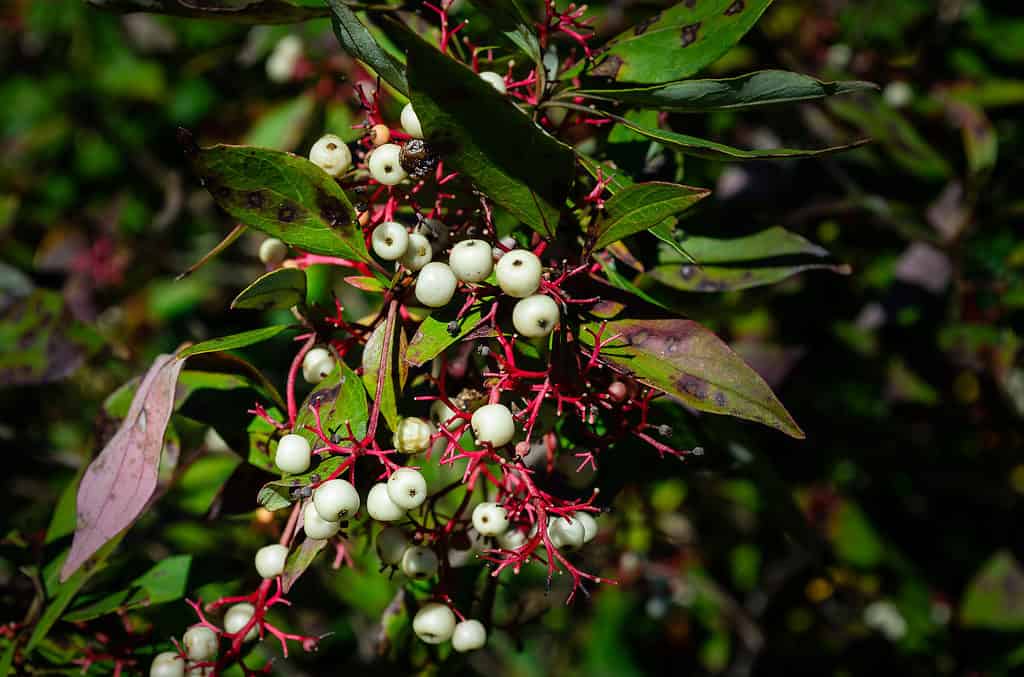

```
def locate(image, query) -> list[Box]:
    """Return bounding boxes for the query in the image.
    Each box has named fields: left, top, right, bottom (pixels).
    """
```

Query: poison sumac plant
left=55, top=0, right=872, bottom=673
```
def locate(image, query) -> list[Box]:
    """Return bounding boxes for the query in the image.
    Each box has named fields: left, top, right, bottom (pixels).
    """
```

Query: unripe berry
left=448, top=239, right=494, bottom=283
left=401, top=545, right=439, bottom=579
left=182, top=625, right=218, bottom=661
left=274, top=434, right=311, bottom=474
left=301, top=347, right=333, bottom=384
left=376, top=526, right=410, bottom=565
left=258, top=238, right=288, bottom=266
left=414, top=218, right=449, bottom=254
left=495, top=249, right=542, bottom=297
left=577, top=511, right=599, bottom=543
left=149, top=652, right=184, bottom=677
left=266, top=35, right=302, bottom=83
left=313, top=478, right=360, bottom=521
left=394, top=417, right=434, bottom=454
left=368, top=143, right=407, bottom=185
left=547, top=515, right=585, bottom=550
left=254, top=544, right=288, bottom=579
left=471, top=403, right=515, bottom=447
left=430, top=399, right=459, bottom=430
left=303, top=500, right=340, bottom=540
left=608, top=380, right=628, bottom=402
left=387, top=467, right=428, bottom=510
left=497, top=527, right=527, bottom=551
left=371, top=221, right=410, bottom=260
left=223, top=603, right=258, bottom=641
left=414, top=262, right=457, bottom=308
left=472, top=502, right=509, bottom=536
left=367, top=482, right=406, bottom=522
left=452, top=619, right=488, bottom=652
left=400, top=233, right=433, bottom=271
left=400, top=102, right=423, bottom=138
left=478, top=70, right=507, bottom=94
left=412, top=603, right=456, bottom=644
left=309, top=134, right=352, bottom=177
left=512, top=294, right=560, bottom=338
left=370, top=123, right=391, bottom=146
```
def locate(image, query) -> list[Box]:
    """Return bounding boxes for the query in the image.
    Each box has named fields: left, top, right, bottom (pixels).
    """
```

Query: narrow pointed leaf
left=231, top=267, right=307, bottom=311
left=327, top=0, right=408, bottom=95
left=467, top=0, right=542, bottom=63
left=580, top=70, right=877, bottom=111
left=406, top=307, right=486, bottom=366
left=178, top=325, right=292, bottom=359
left=588, top=0, right=773, bottom=84
left=86, top=0, right=328, bottom=22
left=580, top=319, right=803, bottom=437
left=594, top=181, right=709, bottom=250
left=361, top=306, right=407, bottom=432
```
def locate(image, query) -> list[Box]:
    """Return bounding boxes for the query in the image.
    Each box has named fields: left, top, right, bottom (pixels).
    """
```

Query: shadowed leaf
left=327, top=0, right=408, bottom=95
left=594, top=181, right=710, bottom=250
left=86, top=0, right=327, bottom=22
left=231, top=267, right=307, bottom=311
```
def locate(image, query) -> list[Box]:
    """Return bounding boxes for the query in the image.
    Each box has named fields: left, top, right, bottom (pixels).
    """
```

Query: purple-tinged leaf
left=282, top=535, right=328, bottom=593
left=61, top=354, right=186, bottom=581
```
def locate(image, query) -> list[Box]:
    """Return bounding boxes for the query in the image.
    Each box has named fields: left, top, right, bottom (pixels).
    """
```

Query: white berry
left=258, top=238, right=288, bottom=266
left=309, top=134, right=352, bottom=177
left=412, top=603, right=456, bottom=644
left=400, top=233, right=433, bottom=271
left=187, top=667, right=213, bottom=677
left=414, top=262, right=457, bottom=308
left=182, top=625, right=218, bottom=661
left=376, top=526, right=410, bottom=565
left=414, top=218, right=449, bottom=254
left=303, top=500, right=340, bottom=540
left=266, top=35, right=302, bottom=83
left=547, top=515, right=585, bottom=550
left=387, top=467, right=428, bottom=510
left=577, top=511, right=598, bottom=543
left=313, top=478, right=360, bottom=521
left=301, top=347, right=333, bottom=384
left=254, top=544, right=288, bottom=579
left=452, top=619, right=488, bottom=652
left=478, top=71, right=506, bottom=94
left=498, top=528, right=527, bottom=551
left=367, top=482, right=406, bottom=522
left=149, top=652, right=184, bottom=677
left=394, top=417, right=435, bottom=454
left=371, top=221, right=410, bottom=260
left=512, top=294, right=559, bottom=338
left=472, top=502, right=509, bottom=536
left=448, top=239, right=494, bottom=283
left=471, top=403, right=515, bottom=447
left=401, top=545, right=439, bottom=579
left=368, top=143, right=407, bottom=185
left=274, top=434, right=311, bottom=475
left=223, top=603, right=258, bottom=641
left=400, top=102, right=423, bottom=138
left=495, top=249, right=542, bottom=297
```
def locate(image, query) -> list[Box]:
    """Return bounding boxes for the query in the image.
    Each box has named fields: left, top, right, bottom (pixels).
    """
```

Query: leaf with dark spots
left=231, top=268, right=307, bottom=311
left=185, top=142, right=369, bottom=262
left=294, top=361, right=368, bottom=451
left=61, top=354, right=187, bottom=580
left=586, top=0, right=773, bottom=84
left=580, top=319, right=804, bottom=438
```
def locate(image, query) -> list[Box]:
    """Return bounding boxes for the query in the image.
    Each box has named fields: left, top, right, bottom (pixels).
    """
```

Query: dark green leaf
left=62, top=555, right=192, bottom=621
left=406, top=307, right=486, bottom=367
left=397, top=23, right=575, bottom=237
left=45, top=469, right=84, bottom=545
left=231, top=268, right=307, bottom=311
left=467, top=0, right=542, bottom=63
left=282, top=536, right=327, bottom=593
left=361, top=305, right=407, bottom=432
left=594, top=181, right=709, bottom=250
left=580, top=70, right=877, bottom=111
left=178, top=325, right=292, bottom=359
left=244, top=95, right=318, bottom=151
left=185, top=139, right=368, bottom=261
left=327, top=0, right=408, bottom=95
left=580, top=318, right=803, bottom=437
left=86, top=0, right=327, bottom=22
left=294, top=361, right=369, bottom=447
left=962, top=551, right=1024, bottom=630
left=588, top=0, right=773, bottom=84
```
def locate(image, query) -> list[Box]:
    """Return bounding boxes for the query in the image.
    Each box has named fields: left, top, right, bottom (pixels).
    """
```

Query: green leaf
left=326, top=0, right=408, bottom=95
left=962, top=551, right=1024, bottom=630
left=580, top=318, right=803, bottom=437
left=580, top=70, right=877, bottom=111
left=406, top=307, right=486, bottom=367
left=62, top=555, right=192, bottom=621
left=86, top=0, right=327, bottom=22
left=231, top=268, right=307, bottom=311
left=178, top=325, right=292, bottom=359
left=45, top=469, right=84, bottom=545
left=613, top=114, right=870, bottom=160
left=185, top=137, right=368, bottom=261
left=594, top=181, right=709, bottom=250
left=258, top=456, right=349, bottom=511
left=467, top=0, right=542, bottom=63
left=648, top=227, right=848, bottom=291
left=0, top=289, right=103, bottom=387
left=829, top=499, right=885, bottom=568
left=588, top=0, right=774, bottom=84
left=361, top=305, right=407, bottom=432
left=294, top=361, right=369, bottom=447
left=282, top=536, right=327, bottom=593
left=244, top=95, right=318, bottom=151
left=397, top=23, right=575, bottom=237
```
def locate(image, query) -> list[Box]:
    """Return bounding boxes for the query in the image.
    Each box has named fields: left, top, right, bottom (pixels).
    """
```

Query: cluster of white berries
left=149, top=606, right=259, bottom=676
left=412, top=604, right=488, bottom=651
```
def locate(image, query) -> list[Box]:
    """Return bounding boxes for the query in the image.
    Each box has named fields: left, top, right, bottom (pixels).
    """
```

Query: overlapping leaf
left=327, top=0, right=408, bottom=94
left=87, top=0, right=327, bottom=22
left=594, top=181, right=709, bottom=250
left=231, top=268, right=307, bottom=310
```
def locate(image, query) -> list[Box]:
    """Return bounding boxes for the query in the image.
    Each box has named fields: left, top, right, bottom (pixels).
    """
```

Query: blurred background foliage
left=2, top=0, right=1023, bottom=674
